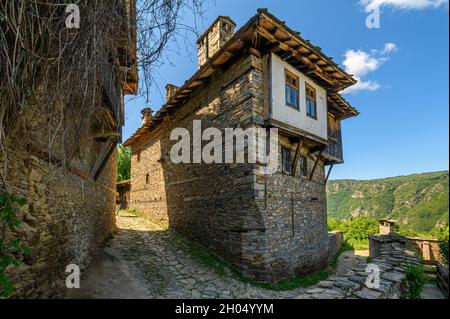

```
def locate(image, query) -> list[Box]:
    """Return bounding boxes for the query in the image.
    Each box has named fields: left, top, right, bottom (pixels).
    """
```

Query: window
left=137, top=151, right=141, bottom=163
left=306, top=83, right=317, bottom=119
left=146, top=173, right=150, bottom=184
left=285, top=70, right=299, bottom=109
left=301, top=156, right=308, bottom=177
left=282, top=148, right=292, bottom=174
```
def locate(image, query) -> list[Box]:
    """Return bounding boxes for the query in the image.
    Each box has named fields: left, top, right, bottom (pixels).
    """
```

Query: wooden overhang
left=328, top=93, right=359, bottom=121
left=120, top=0, right=138, bottom=95
left=124, top=8, right=358, bottom=147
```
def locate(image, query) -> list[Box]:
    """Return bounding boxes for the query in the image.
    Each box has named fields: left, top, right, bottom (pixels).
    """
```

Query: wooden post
left=325, top=164, right=334, bottom=184
left=309, top=150, right=323, bottom=181
left=90, top=136, right=117, bottom=180
left=291, top=138, right=303, bottom=177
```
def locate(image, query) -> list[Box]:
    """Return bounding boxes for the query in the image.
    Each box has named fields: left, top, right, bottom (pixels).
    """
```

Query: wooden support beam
left=90, top=136, right=117, bottom=181
left=325, top=164, right=334, bottom=184
left=291, top=138, right=303, bottom=177
left=309, top=150, right=323, bottom=181
left=92, top=130, right=120, bottom=140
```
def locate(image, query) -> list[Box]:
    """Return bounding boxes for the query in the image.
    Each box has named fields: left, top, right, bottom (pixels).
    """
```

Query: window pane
left=285, top=86, right=290, bottom=104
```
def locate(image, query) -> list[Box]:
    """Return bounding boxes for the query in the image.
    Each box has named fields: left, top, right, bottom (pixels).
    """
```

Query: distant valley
left=326, top=171, right=449, bottom=233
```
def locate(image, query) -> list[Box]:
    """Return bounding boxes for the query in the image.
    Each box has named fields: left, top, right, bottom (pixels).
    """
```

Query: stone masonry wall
left=130, top=52, right=333, bottom=282
left=1, top=105, right=117, bottom=298
left=131, top=53, right=264, bottom=278
left=299, top=233, right=422, bottom=299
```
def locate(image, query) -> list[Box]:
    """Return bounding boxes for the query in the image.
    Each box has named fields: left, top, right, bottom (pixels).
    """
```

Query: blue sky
left=124, top=0, right=449, bottom=180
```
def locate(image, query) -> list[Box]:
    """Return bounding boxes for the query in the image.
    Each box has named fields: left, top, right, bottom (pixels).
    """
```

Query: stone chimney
left=165, top=84, right=179, bottom=102
left=379, top=219, right=396, bottom=235
left=197, top=16, right=236, bottom=68
left=141, top=108, right=153, bottom=126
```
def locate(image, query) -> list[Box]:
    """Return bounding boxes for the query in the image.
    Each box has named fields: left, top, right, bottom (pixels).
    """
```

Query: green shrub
left=117, top=145, right=131, bottom=182
left=403, top=264, right=427, bottom=299
left=435, top=224, right=449, bottom=264
left=327, top=217, right=379, bottom=250
left=0, top=192, right=31, bottom=298
left=342, top=217, right=379, bottom=242
left=328, top=217, right=344, bottom=231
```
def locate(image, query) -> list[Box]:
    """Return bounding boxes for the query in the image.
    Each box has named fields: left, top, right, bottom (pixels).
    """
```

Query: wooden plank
left=436, top=262, right=449, bottom=297
left=309, top=150, right=323, bottom=181
left=325, top=164, right=334, bottom=184
left=90, top=136, right=117, bottom=180
left=291, top=138, right=303, bottom=177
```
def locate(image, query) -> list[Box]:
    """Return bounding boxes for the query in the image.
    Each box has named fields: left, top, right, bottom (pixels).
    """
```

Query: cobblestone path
left=65, top=212, right=444, bottom=299
left=66, top=211, right=311, bottom=299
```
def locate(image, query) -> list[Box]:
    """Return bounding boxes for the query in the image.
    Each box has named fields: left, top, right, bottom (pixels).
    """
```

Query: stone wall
left=130, top=52, right=333, bottom=282
left=1, top=105, right=117, bottom=298
left=300, top=233, right=421, bottom=299
left=327, top=231, right=344, bottom=262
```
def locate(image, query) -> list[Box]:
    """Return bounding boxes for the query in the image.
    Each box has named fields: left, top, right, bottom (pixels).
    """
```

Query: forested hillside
left=327, top=171, right=449, bottom=233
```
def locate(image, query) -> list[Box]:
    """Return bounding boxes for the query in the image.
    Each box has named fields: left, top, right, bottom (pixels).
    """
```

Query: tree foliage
left=327, top=171, right=449, bottom=234
left=328, top=216, right=379, bottom=249
left=403, top=264, right=427, bottom=299
left=0, top=192, right=30, bottom=298
left=117, top=145, right=131, bottom=182
left=436, top=223, right=449, bottom=266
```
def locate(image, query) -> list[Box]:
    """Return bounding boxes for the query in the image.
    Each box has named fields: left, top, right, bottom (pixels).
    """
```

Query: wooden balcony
left=324, top=115, right=343, bottom=164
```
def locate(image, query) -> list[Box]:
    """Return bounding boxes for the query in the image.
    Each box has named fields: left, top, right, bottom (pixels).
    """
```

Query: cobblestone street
left=66, top=212, right=445, bottom=299
left=66, top=212, right=311, bottom=299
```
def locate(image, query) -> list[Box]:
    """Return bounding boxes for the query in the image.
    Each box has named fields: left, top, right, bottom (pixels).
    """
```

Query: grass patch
left=345, top=239, right=369, bottom=250
left=143, top=265, right=166, bottom=294
left=170, top=230, right=330, bottom=291
left=250, top=271, right=329, bottom=291
left=123, top=208, right=140, bottom=216
left=171, top=232, right=234, bottom=277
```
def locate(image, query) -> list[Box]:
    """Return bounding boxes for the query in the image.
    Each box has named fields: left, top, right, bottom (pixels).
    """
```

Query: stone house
left=0, top=1, right=137, bottom=297
left=124, top=9, right=359, bottom=282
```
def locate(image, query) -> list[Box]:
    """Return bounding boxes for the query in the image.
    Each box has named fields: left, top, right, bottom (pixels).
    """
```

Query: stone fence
left=299, top=233, right=421, bottom=299
left=328, top=231, right=344, bottom=262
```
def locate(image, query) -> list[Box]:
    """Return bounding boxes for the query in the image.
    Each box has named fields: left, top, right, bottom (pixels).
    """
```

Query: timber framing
left=124, top=8, right=358, bottom=147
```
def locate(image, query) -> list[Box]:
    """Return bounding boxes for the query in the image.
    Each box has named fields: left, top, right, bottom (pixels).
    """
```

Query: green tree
left=342, top=217, right=379, bottom=242
left=327, top=217, right=344, bottom=231
left=117, top=145, right=131, bottom=182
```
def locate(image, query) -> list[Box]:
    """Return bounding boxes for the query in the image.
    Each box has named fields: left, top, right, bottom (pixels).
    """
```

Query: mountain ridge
left=326, top=170, right=449, bottom=233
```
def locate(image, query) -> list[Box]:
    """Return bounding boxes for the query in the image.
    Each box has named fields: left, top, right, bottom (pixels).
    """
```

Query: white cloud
left=341, top=43, right=397, bottom=94
left=343, top=79, right=381, bottom=94
left=342, top=50, right=382, bottom=77
left=382, top=42, right=398, bottom=54
left=360, top=0, right=449, bottom=12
